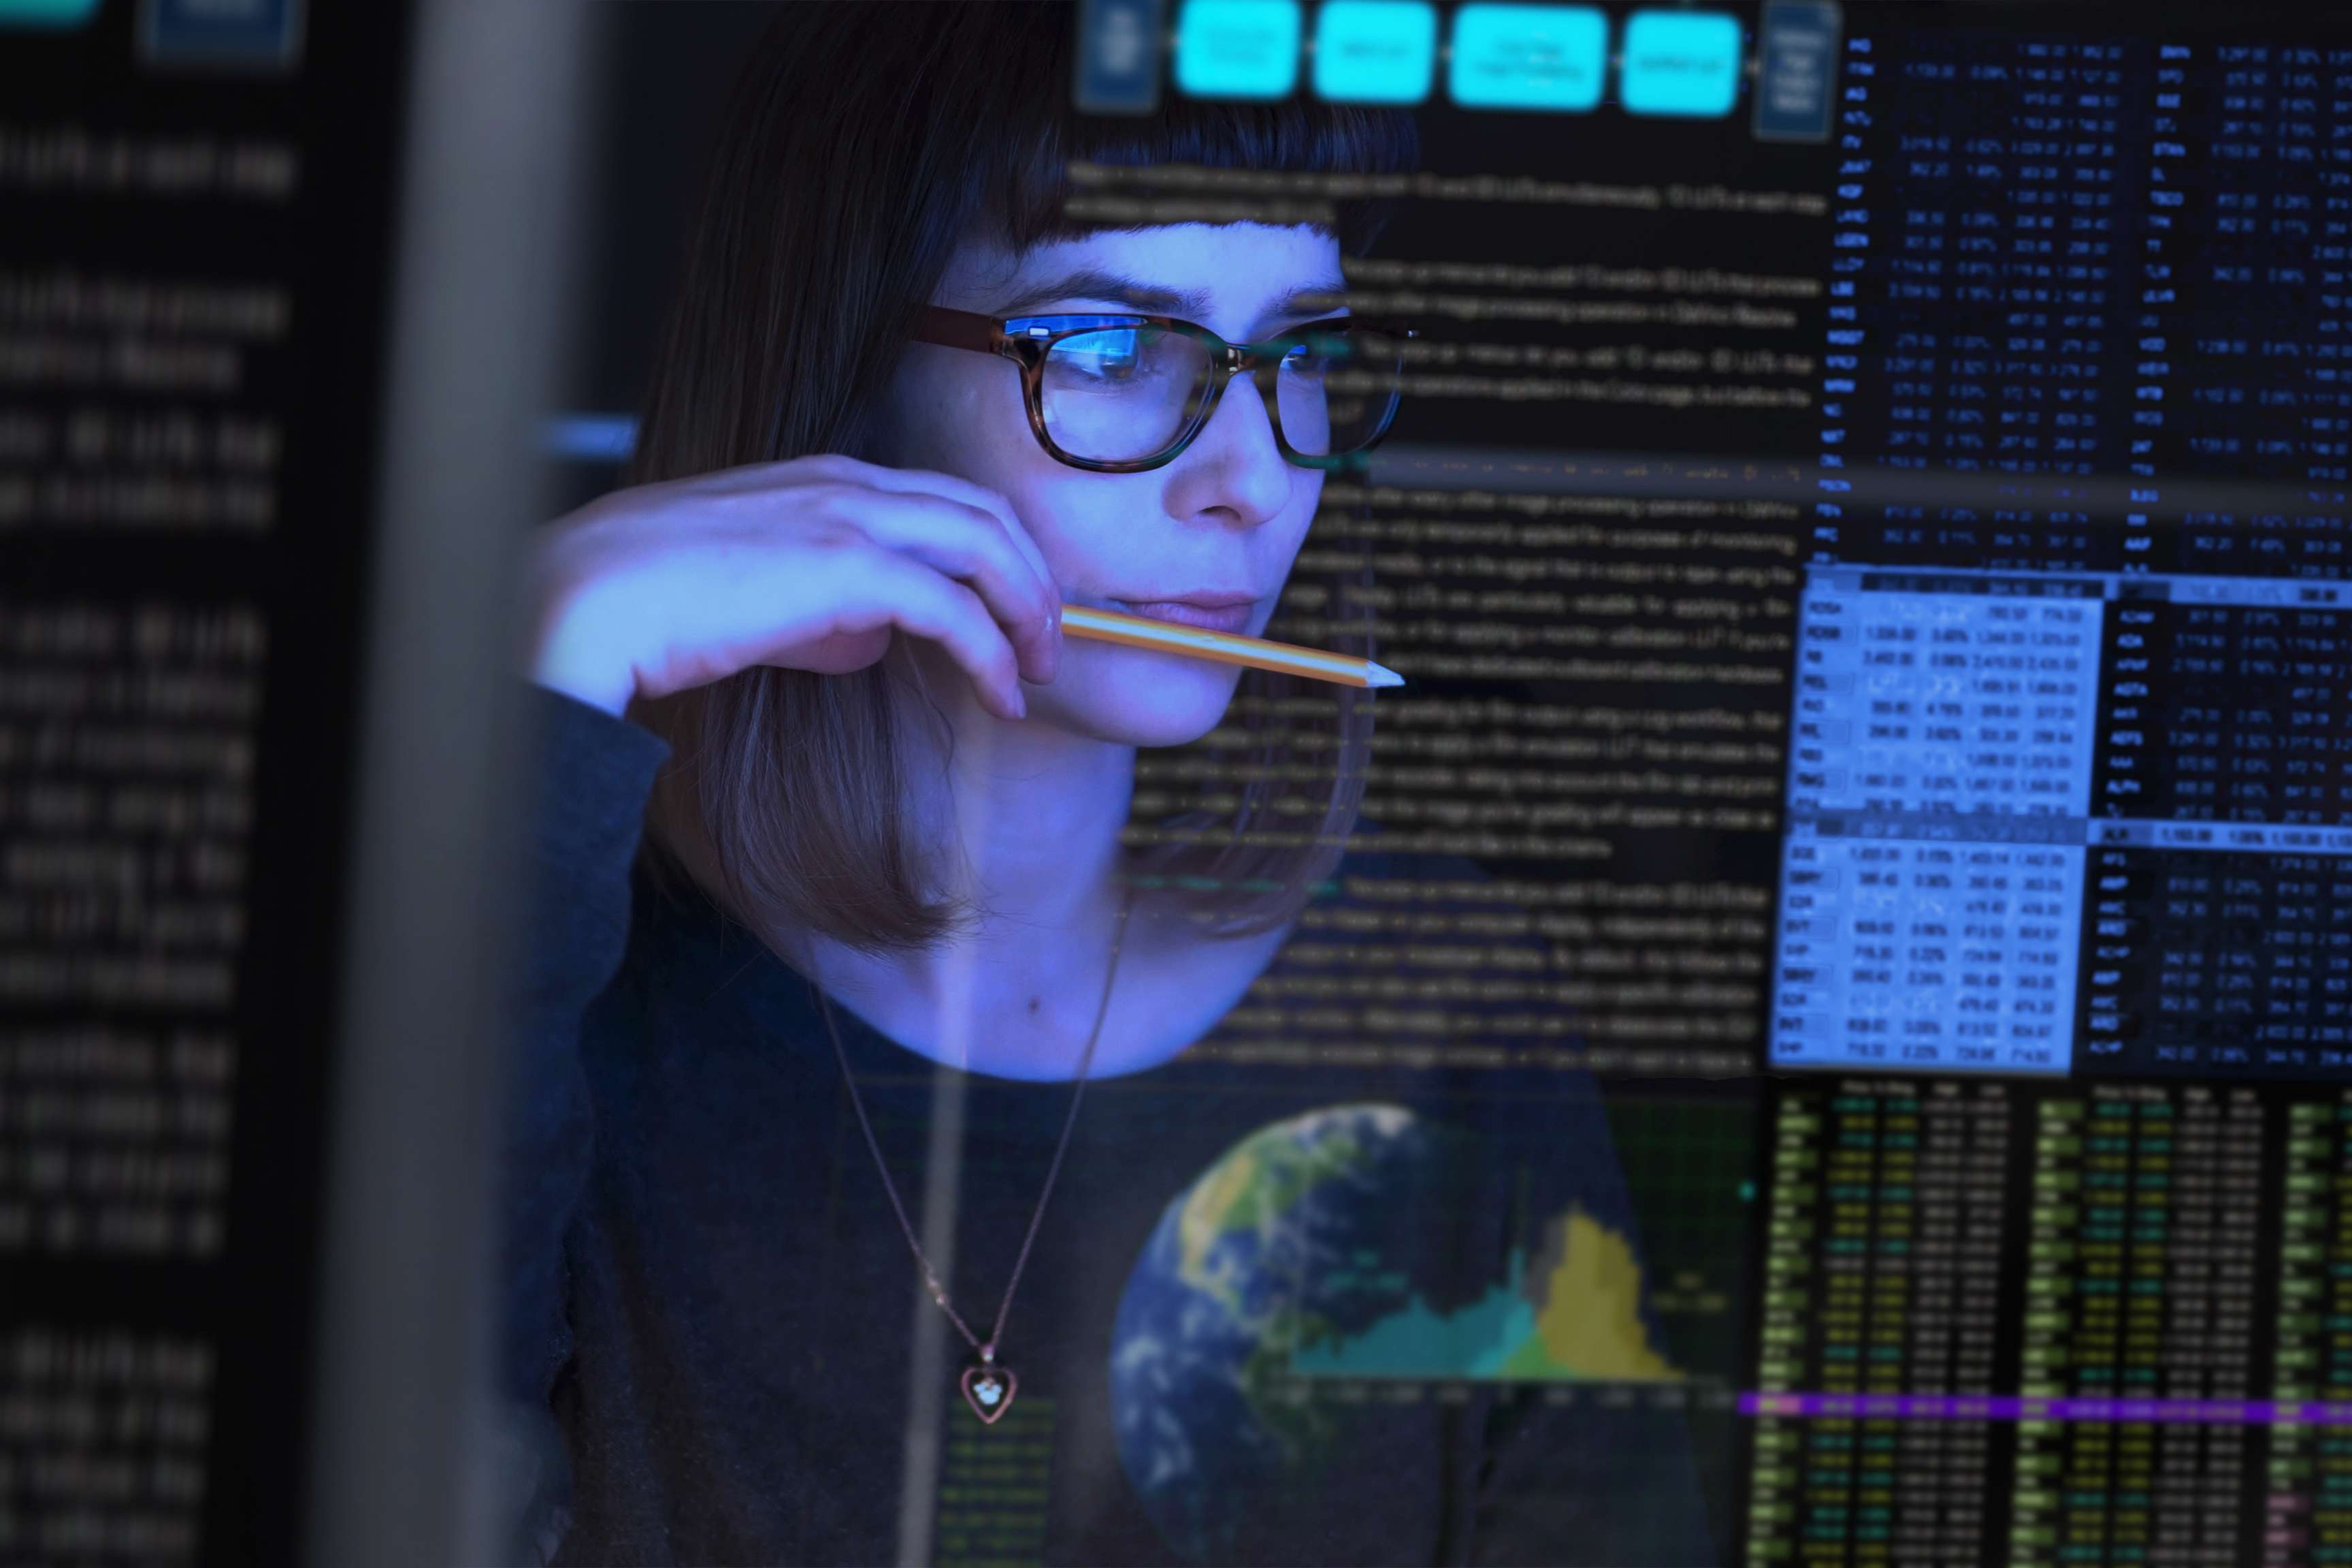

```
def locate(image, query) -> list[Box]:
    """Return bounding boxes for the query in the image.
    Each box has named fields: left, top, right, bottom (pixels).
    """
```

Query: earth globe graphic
left=1109, top=1103, right=1475, bottom=1563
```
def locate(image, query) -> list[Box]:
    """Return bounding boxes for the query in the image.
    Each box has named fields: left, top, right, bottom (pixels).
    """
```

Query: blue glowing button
left=1313, top=1, right=1436, bottom=104
left=1075, top=0, right=1166, bottom=114
left=0, top=0, right=99, bottom=24
left=1174, top=0, right=1301, bottom=99
left=140, top=0, right=303, bottom=69
left=1753, top=0, right=1840, bottom=141
left=1618, top=10, right=1742, bottom=116
left=1446, top=4, right=1607, bottom=113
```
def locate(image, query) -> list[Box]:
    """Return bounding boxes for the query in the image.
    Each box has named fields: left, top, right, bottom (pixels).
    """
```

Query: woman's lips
left=1108, top=598, right=1258, bottom=634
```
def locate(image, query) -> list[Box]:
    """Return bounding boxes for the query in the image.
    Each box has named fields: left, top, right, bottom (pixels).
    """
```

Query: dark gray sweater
left=500, top=687, right=1720, bottom=1566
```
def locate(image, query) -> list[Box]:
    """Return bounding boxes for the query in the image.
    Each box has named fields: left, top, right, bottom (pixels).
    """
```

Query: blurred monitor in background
left=1, top=1, right=588, bottom=1565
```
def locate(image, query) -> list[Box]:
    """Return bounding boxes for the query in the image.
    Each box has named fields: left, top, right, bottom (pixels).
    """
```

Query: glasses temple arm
left=911, top=304, right=1004, bottom=354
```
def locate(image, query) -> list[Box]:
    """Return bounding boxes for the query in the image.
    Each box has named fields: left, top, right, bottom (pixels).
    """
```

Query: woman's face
left=878, top=222, right=1344, bottom=748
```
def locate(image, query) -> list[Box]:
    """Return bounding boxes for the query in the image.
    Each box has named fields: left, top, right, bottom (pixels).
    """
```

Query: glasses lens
left=1275, top=324, right=1404, bottom=459
left=1039, top=325, right=1214, bottom=464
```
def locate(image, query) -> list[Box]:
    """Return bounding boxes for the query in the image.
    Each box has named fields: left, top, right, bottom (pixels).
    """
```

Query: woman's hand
left=524, top=455, right=1062, bottom=720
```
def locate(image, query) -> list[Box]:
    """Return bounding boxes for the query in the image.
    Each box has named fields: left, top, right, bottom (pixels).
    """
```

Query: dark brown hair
left=625, top=0, right=1416, bottom=953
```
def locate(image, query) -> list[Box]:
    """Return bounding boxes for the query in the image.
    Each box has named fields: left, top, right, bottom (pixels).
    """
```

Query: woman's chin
left=1035, top=653, right=1243, bottom=747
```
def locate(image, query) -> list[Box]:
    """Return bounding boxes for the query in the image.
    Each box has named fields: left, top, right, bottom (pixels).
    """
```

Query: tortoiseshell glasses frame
left=908, top=304, right=1410, bottom=474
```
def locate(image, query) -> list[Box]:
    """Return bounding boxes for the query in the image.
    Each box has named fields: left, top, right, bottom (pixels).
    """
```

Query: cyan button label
left=0, top=0, right=101, bottom=25
left=1313, top=0, right=1437, bottom=104
left=1446, top=3, right=1607, bottom=112
left=1175, top=0, right=1301, bottom=99
left=1619, top=10, right=1743, bottom=117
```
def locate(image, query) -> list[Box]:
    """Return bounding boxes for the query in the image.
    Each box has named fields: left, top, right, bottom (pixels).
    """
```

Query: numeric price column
left=2264, top=1094, right=2352, bottom=1567
left=2012, top=1086, right=2266, bottom=1566
left=1746, top=1081, right=2013, bottom=1565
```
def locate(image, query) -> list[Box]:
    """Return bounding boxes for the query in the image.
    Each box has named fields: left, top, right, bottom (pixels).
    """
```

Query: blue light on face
left=1174, top=0, right=1301, bottom=99
left=1618, top=10, right=1744, bottom=117
left=1313, top=0, right=1437, bottom=105
left=1446, top=3, right=1608, bottom=113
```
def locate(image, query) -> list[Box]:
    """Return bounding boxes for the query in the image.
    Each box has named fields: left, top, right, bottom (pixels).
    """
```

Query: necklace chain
left=815, top=879, right=1135, bottom=1361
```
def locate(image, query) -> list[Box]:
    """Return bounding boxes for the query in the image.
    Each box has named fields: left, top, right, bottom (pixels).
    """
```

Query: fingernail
left=1012, top=690, right=1028, bottom=719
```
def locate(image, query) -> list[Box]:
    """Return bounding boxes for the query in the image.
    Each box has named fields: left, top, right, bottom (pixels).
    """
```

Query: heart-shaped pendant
left=960, top=1363, right=1017, bottom=1425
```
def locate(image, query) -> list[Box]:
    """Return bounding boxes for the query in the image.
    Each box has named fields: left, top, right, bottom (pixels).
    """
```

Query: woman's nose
left=1168, top=370, right=1294, bottom=527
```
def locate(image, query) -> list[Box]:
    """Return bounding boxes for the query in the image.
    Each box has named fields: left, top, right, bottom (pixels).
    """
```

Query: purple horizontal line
left=1741, top=1392, right=2352, bottom=1425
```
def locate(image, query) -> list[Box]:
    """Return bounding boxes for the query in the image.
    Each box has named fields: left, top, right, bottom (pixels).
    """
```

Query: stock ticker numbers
left=2090, top=585, right=2352, bottom=827
left=1771, top=574, right=2095, bottom=1077
left=1769, top=23, right=2352, bottom=1084
left=1740, top=1079, right=2289, bottom=1568
left=2006, top=1087, right=2266, bottom=1567
left=2078, top=845, right=2352, bottom=1078
left=1742, top=20, right=2352, bottom=1567
left=2262, top=1094, right=2352, bottom=1568
left=2072, top=578, right=2352, bottom=1079
left=1744, top=1079, right=2012, bottom=1564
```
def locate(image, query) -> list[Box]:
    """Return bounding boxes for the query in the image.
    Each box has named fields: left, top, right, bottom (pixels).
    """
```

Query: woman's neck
left=924, top=701, right=1138, bottom=936
left=773, top=663, right=1154, bottom=1078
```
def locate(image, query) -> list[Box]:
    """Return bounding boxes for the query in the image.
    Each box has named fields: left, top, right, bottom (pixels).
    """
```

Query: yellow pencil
left=1059, top=604, right=1403, bottom=689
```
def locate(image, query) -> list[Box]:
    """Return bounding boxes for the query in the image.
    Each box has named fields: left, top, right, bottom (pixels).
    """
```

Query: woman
left=506, top=4, right=1716, bottom=1563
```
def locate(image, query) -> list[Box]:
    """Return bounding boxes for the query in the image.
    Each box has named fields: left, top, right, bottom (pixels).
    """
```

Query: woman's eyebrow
left=990, top=268, right=1352, bottom=327
left=993, top=268, right=1206, bottom=317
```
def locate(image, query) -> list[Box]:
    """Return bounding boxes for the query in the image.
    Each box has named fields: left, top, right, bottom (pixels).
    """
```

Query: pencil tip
left=1367, top=662, right=1404, bottom=688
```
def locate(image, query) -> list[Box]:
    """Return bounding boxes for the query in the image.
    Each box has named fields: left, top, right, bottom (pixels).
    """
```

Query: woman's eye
left=1062, top=354, right=1136, bottom=380
left=1282, top=344, right=1335, bottom=380
left=1047, top=329, right=1150, bottom=383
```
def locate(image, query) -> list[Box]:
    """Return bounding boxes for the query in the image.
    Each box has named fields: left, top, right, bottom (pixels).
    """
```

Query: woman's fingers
left=811, top=486, right=1060, bottom=683
left=527, top=453, right=1066, bottom=719
left=710, top=457, right=1056, bottom=606
left=834, top=547, right=1028, bottom=719
left=700, top=466, right=1057, bottom=691
left=820, top=460, right=1058, bottom=598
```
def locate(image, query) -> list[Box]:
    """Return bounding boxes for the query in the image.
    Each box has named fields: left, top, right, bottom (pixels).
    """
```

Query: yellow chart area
left=1290, top=1205, right=1682, bottom=1382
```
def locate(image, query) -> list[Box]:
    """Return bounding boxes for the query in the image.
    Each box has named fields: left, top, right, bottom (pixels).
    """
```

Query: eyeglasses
left=909, top=305, right=1410, bottom=474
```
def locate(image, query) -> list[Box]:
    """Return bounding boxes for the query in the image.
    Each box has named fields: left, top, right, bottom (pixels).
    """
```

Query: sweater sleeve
left=491, top=684, right=671, bottom=1565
